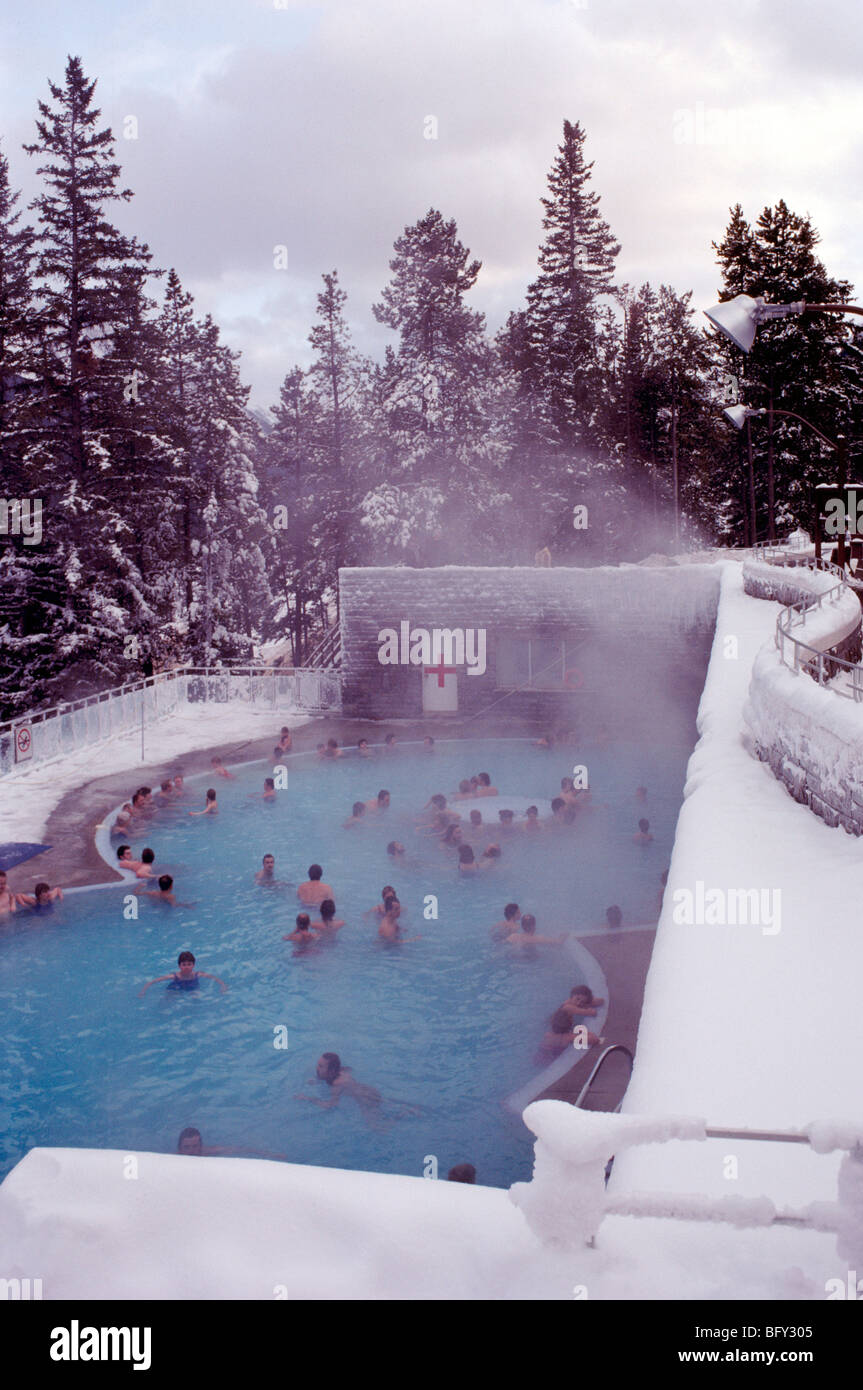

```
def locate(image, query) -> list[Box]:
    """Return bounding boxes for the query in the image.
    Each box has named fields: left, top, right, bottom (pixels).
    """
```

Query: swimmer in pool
left=294, top=1054, right=392, bottom=1128
left=315, top=743, right=327, bottom=759
left=475, top=772, right=498, bottom=796
left=559, top=984, right=605, bottom=1017
left=324, top=737, right=343, bottom=759
left=277, top=726, right=293, bottom=753
left=458, top=844, right=498, bottom=874
left=262, top=778, right=277, bottom=801
left=176, top=1126, right=287, bottom=1160
left=387, top=841, right=406, bottom=858
left=560, top=777, right=579, bottom=806
left=172, top=774, right=187, bottom=798
left=255, top=854, right=291, bottom=887
left=139, top=874, right=194, bottom=907
left=423, top=736, right=435, bottom=752
left=442, top=824, right=464, bottom=850
left=448, top=1163, right=476, bottom=1183
left=155, top=780, right=175, bottom=807
left=366, top=885, right=397, bottom=918
left=134, top=848, right=157, bottom=880
left=357, top=738, right=372, bottom=758
left=116, top=845, right=142, bottom=872
left=378, top=898, right=420, bottom=943
left=524, top=805, right=541, bottom=832
left=604, top=905, right=623, bottom=929
left=633, top=818, right=653, bottom=844
left=284, top=913, right=320, bottom=954
left=210, top=756, right=236, bottom=780
left=504, top=914, right=565, bottom=948
left=540, top=1008, right=601, bottom=1055
left=0, top=871, right=18, bottom=917
left=468, top=808, right=484, bottom=833
left=298, top=864, right=334, bottom=905
left=139, top=950, right=227, bottom=995
left=110, top=804, right=135, bottom=836
left=451, top=779, right=476, bottom=802
left=343, top=801, right=366, bottom=828
left=490, top=902, right=521, bottom=940
left=364, top=789, right=391, bottom=813
left=16, top=882, right=63, bottom=912
left=383, top=734, right=397, bottom=752
left=189, top=788, right=218, bottom=816
left=497, top=808, right=516, bottom=834
left=635, top=785, right=648, bottom=802
left=311, top=899, right=346, bottom=934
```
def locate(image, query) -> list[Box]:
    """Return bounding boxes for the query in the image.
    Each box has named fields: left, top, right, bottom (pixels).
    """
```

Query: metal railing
left=574, top=1044, right=634, bottom=1111
left=766, top=556, right=863, bottom=700
left=0, top=663, right=343, bottom=777
left=304, top=626, right=342, bottom=668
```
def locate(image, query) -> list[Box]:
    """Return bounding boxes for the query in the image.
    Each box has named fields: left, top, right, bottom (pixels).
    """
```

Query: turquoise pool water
left=0, top=737, right=691, bottom=1187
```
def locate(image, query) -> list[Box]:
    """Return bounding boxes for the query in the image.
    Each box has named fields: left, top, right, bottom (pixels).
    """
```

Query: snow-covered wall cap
left=520, top=1100, right=705, bottom=1163
left=805, top=1121, right=863, bottom=1154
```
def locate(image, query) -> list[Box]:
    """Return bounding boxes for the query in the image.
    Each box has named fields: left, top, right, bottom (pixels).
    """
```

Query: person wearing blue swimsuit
left=138, top=951, right=228, bottom=996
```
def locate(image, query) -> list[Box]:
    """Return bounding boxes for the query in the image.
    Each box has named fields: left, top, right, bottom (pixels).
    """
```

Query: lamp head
left=705, top=294, right=760, bottom=353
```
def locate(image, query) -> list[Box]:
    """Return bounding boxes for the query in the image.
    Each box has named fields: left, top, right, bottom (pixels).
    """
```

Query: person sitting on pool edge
left=490, top=902, right=521, bottom=940
left=633, top=818, right=653, bottom=844
left=189, top=788, right=218, bottom=817
left=298, top=864, right=334, bottom=905
left=276, top=727, right=293, bottom=753
left=504, top=913, right=565, bottom=948
left=284, top=913, right=319, bottom=954
left=312, top=899, right=346, bottom=934
left=139, top=951, right=227, bottom=995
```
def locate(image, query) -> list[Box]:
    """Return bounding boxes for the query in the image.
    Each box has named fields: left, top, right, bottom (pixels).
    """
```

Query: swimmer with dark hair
left=504, top=914, right=565, bottom=948
left=540, top=1008, right=601, bottom=1055
left=475, top=772, right=498, bottom=796
left=262, top=778, right=277, bottom=801
left=357, top=738, right=372, bottom=757
left=448, top=1163, right=476, bottom=1183
left=383, top=734, right=397, bottom=750
left=176, top=1127, right=287, bottom=1160
left=490, top=903, right=521, bottom=939
left=298, top=864, right=333, bottom=904
left=311, top=899, right=346, bottom=934
left=155, top=780, right=175, bottom=806
left=365, top=885, right=397, bottom=918
left=523, top=805, right=541, bottom=832
left=605, top=905, right=623, bottom=928
left=343, top=801, right=366, bottom=828
left=635, top=785, right=647, bottom=802
left=16, top=882, right=63, bottom=912
left=210, top=756, right=235, bottom=780
left=284, top=913, right=320, bottom=954
left=134, top=847, right=156, bottom=880
left=189, top=788, right=218, bottom=816
left=140, top=875, right=194, bottom=907
left=295, top=1053, right=419, bottom=1126
left=633, top=818, right=653, bottom=844
left=255, top=854, right=290, bottom=887
left=378, top=898, right=420, bottom=943
left=497, top=808, right=516, bottom=833
left=139, top=951, right=227, bottom=995
left=387, top=841, right=406, bottom=857
left=451, top=779, right=476, bottom=802
left=423, top=736, right=435, bottom=751
left=325, top=737, right=343, bottom=759
left=442, top=823, right=463, bottom=850
left=116, top=844, right=141, bottom=871
left=277, top=727, right=293, bottom=753
left=364, top=789, right=391, bottom=813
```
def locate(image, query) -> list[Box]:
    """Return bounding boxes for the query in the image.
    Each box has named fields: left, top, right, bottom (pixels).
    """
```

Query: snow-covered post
left=509, top=1101, right=705, bottom=1249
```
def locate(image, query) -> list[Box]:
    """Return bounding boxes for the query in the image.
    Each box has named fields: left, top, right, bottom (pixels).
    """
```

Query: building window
left=496, top=635, right=568, bottom=690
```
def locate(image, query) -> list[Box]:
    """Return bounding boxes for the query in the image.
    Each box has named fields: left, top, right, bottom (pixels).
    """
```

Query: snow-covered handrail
left=769, top=557, right=863, bottom=700
left=510, top=1102, right=863, bottom=1262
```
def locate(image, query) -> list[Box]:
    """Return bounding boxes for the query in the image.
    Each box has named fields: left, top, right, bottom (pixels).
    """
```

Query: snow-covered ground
left=0, top=704, right=311, bottom=847
left=2, top=561, right=862, bottom=1298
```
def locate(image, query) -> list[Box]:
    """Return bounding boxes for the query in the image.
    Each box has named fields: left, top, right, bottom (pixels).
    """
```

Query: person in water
left=324, top=737, right=343, bottom=759
left=298, top=864, right=334, bottom=905
left=387, top=841, right=406, bottom=858
left=116, top=845, right=142, bottom=871
left=16, top=882, right=63, bottom=912
left=176, top=1127, right=287, bottom=1160
left=524, top=805, right=541, bottom=832
left=210, top=756, right=235, bottom=780
left=383, top=734, right=397, bottom=751
left=366, top=885, right=397, bottom=918
left=442, top=823, right=463, bottom=850
left=559, top=984, right=605, bottom=1017
left=276, top=726, right=293, bottom=753
left=635, top=785, right=648, bottom=802
left=172, top=774, right=187, bottom=798
left=451, top=779, right=476, bottom=802
left=134, top=847, right=157, bottom=880
left=458, top=844, right=498, bottom=873
left=497, top=808, right=516, bottom=834
left=505, top=914, right=565, bottom=948
left=633, top=818, right=653, bottom=844
left=378, top=898, right=420, bottom=943
left=490, top=902, right=521, bottom=940
left=356, top=737, right=372, bottom=757
left=541, top=1008, right=601, bottom=1055
left=139, top=951, right=227, bottom=995
left=423, top=736, right=435, bottom=752
left=140, top=874, right=193, bottom=907
left=312, top=899, right=346, bottom=934
left=255, top=854, right=290, bottom=887
left=262, top=778, right=277, bottom=801
left=155, top=780, right=175, bottom=807
left=364, top=789, right=391, bottom=813
left=605, top=905, right=623, bottom=929
left=475, top=772, right=498, bottom=796
left=295, top=1053, right=419, bottom=1126
left=189, top=788, right=218, bottom=816
left=284, top=913, right=319, bottom=953
left=0, top=871, right=18, bottom=917
left=448, top=1163, right=476, bottom=1183
left=110, top=804, right=134, bottom=836
left=343, top=801, right=366, bottom=828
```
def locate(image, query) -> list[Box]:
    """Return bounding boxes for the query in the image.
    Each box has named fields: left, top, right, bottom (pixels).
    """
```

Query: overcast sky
left=1, top=0, right=861, bottom=408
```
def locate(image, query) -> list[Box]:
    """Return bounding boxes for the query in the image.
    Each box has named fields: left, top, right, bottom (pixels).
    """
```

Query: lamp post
left=706, top=295, right=861, bottom=560
left=722, top=405, right=848, bottom=565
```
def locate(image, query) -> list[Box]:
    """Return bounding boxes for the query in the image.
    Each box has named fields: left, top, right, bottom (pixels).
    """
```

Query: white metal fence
left=0, top=665, right=342, bottom=777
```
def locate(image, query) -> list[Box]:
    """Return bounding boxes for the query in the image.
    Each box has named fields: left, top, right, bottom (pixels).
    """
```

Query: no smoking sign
left=14, top=724, right=32, bottom=763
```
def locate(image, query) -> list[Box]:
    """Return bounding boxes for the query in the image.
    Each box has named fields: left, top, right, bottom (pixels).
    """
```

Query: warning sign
left=14, top=724, right=32, bottom=763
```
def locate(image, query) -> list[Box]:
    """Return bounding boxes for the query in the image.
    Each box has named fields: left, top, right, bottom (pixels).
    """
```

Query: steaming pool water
left=0, top=737, right=692, bottom=1187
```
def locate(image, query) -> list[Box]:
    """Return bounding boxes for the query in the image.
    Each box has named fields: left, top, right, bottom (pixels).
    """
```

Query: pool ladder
left=574, top=1043, right=634, bottom=1113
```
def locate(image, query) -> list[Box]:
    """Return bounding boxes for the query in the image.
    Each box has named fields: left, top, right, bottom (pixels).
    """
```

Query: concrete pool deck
left=5, top=713, right=666, bottom=1122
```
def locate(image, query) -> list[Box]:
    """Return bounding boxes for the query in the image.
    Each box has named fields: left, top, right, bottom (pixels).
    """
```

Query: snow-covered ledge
left=742, top=560, right=863, bottom=833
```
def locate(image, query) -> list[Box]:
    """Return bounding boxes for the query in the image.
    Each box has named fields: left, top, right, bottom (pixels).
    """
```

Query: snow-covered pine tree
left=21, top=55, right=166, bottom=699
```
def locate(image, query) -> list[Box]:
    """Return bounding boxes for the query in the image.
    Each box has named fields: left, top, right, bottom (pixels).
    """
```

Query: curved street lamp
left=705, top=294, right=863, bottom=353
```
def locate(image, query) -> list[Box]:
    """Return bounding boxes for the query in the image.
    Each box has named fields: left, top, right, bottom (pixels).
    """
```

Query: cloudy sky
left=1, top=0, right=861, bottom=408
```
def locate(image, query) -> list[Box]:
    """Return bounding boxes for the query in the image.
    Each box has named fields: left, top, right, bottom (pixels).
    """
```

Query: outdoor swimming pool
left=0, top=737, right=692, bottom=1187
